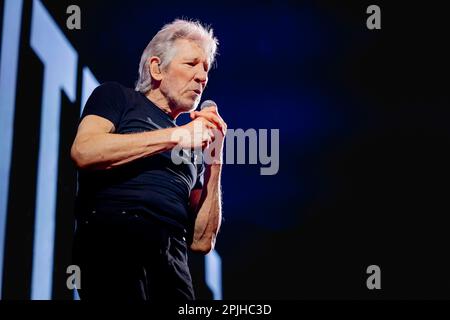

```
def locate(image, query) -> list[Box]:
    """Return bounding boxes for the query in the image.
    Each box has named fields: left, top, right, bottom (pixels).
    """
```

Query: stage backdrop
left=1, top=0, right=449, bottom=300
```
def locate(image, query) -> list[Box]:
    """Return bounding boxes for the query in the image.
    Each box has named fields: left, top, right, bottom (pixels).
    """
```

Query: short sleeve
left=80, top=82, right=126, bottom=128
left=192, top=161, right=206, bottom=190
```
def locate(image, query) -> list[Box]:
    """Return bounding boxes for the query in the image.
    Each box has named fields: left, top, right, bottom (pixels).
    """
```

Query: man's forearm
left=71, top=127, right=178, bottom=170
left=191, top=164, right=223, bottom=253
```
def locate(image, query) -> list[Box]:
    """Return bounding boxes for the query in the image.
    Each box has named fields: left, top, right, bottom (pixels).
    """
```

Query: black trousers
left=72, top=208, right=195, bottom=301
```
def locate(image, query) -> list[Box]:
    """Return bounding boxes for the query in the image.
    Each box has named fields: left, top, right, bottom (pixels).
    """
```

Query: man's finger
left=197, top=117, right=217, bottom=130
left=193, top=111, right=225, bottom=135
left=204, top=105, right=218, bottom=113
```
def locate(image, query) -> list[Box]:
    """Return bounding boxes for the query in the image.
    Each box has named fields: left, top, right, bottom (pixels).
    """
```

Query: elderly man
left=70, top=19, right=226, bottom=300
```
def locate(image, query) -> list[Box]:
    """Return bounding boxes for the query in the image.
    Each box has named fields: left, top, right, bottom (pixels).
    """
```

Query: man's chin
left=192, top=98, right=201, bottom=110
left=167, top=95, right=199, bottom=114
left=181, top=98, right=200, bottom=113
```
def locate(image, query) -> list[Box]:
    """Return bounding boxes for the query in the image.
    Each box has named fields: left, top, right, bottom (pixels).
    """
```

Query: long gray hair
left=135, top=19, right=219, bottom=93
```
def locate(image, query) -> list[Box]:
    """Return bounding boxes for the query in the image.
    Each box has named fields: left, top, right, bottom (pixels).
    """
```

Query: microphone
left=198, top=99, right=224, bottom=137
left=199, top=99, right=217, bottom=110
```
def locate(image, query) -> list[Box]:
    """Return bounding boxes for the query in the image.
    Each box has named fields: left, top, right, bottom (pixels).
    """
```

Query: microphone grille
left=200, top=100, right=217, bottom=110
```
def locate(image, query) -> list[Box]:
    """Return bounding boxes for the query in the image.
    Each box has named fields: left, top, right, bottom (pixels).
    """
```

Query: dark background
left=1, top=0, right=449, bottom=299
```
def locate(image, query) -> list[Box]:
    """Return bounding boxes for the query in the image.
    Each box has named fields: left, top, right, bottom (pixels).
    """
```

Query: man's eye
left=186, top=62, right=196, bottom=66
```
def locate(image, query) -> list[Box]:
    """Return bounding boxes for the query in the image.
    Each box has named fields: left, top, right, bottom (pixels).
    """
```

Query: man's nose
left=194, top=68, right=208, bottom=85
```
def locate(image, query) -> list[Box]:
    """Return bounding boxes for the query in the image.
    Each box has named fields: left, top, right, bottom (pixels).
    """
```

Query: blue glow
left=205, top=249, right=222, bottom=300
left=73, top=288, right=80, bottom=301
left=0, top=0, right=24, bottom=300
left=30, top=0, right=77, bottom=300
left=73, top=68, right=99, bottom=301
left=81, top=67, right=99, bottom=115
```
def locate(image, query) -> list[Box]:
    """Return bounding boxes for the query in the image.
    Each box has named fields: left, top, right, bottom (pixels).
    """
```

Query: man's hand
left=189, top=106, right=227, bottom=138
left=189, top=106, right=227, bottom=164
left=174, top=116, right=217, bottom=150
left=173, top=105, right=227, bottom=152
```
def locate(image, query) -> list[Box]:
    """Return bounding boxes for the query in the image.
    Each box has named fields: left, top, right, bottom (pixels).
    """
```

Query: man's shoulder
left=91, top=81, right=141, bottom=104
left=95, top=81, right=128, bottom=94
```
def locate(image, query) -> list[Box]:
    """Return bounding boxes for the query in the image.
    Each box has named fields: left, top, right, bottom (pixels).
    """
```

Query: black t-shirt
left=75, top=82, right=205, bottom=232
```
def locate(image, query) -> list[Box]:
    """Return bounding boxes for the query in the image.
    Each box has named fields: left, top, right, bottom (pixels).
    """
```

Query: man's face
left=159, top=39, right=209, bottom=113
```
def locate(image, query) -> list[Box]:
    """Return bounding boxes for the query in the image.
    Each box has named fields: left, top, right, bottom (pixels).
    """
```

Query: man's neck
left=145, top=89, right=178, bottom=119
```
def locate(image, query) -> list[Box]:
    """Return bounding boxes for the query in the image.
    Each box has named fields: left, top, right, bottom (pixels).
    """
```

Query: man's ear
left=149, top=56, right=163, bottom=81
